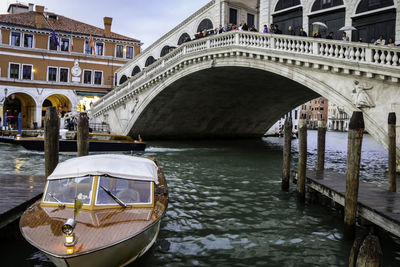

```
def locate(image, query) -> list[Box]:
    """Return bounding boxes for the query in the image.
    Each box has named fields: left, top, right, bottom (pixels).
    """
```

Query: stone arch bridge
left=91, top=31, right=400, bottom=158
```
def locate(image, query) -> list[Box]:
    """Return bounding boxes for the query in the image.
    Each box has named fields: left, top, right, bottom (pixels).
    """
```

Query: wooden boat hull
left=45, top=220, right=161, bottom=267
left=15, top=139, right=146, bottom=152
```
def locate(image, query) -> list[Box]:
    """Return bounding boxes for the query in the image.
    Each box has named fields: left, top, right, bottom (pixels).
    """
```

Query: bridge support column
left=258, top=0, right=271, bottom=31
left=388, top=112, right=397, bottom=192
left=282, top=116, right=292, bottom=191
left=297, top=117, right=307, bottom=202
left=34, top=105, right=42, bottom=129
left=344, top=111, right=364, bottom=240
left=316, top=120, right=326, bottom=172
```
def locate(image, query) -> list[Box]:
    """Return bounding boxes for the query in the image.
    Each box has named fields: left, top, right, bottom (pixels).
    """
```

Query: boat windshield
left=95, top=176, right=152, bottom=205
left=43, top=176, right=94, bottom=205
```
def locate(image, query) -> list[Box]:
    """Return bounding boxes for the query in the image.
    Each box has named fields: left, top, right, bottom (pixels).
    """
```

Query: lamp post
left=3, top=88, right=8, bottom=130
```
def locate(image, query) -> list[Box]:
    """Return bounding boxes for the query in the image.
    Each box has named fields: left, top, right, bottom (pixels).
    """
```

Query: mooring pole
left=297, top=116, right=307, bottom=202
left=282, top=116, right=292, bottom=191
left=344, top=111, right=364, bottom=240
left=316, top=119, right=327, bottom=172
left=44, top=106, right=59, bottom=177
left=388, top=112, right=397, bottom=192
left=77, top=112, right=89, bottom=157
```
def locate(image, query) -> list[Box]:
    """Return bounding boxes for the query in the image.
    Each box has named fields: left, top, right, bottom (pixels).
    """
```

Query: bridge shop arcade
left=270, top=0, right=397, bottom=42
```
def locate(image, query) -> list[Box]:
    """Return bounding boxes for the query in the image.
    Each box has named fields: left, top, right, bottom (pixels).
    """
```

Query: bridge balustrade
left=93, top=31, right=400, bottom=115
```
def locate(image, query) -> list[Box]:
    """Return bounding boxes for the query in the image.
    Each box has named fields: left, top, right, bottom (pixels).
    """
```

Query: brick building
left=0, top=3, right=141, bottom=129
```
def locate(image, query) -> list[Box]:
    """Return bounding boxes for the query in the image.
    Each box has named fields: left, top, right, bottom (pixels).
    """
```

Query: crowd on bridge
left=183, top=22, right=398, bottom=47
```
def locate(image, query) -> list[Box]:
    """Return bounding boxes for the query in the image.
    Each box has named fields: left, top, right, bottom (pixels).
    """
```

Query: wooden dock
left=0, top=174, right=45, bottom=229
left=303, top=170, right=400, bottom=237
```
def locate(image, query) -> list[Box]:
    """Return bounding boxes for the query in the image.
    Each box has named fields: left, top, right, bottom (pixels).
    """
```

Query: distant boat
left=20, top=154, right=168, bottom=267
left=1, top=132, right=146, bottom=152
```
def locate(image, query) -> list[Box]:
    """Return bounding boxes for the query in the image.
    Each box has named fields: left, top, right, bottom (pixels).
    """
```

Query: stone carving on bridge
left=131, top=97, right=139, bottom=113
left=352, top=80, right=375, bottom=108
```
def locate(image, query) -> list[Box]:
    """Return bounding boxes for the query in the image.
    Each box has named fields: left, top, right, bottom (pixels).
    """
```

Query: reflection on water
left=14, top=157, right=26, bottom=173
left=1, top=131, right=400, bottom=266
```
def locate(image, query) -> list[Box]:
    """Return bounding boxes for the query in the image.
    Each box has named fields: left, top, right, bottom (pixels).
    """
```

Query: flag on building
left=89, top=35, right=96, bottom=56
left=50, top=30, right=60, bottom=47
left=69, top=32, right=74, bottom=50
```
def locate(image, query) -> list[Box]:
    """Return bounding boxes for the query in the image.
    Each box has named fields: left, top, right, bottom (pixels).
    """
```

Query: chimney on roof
left=35, top=5, right=44, bottom=29
left=7, top=3, right=29, bottom=14
left=103, top=17, right=113, bottom=38
left=29, top=3, right=34, bottom=12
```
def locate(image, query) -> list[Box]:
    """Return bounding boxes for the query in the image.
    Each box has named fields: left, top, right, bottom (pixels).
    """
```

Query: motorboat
left=20, top=154, right=168, bottom=267
left=2, top=132, right=146, bottom=152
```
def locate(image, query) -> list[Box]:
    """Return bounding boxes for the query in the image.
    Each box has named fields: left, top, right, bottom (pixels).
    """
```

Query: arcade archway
left=3, top=93, right=36, bottom=129
left=41, top=94, right=72, bottom=125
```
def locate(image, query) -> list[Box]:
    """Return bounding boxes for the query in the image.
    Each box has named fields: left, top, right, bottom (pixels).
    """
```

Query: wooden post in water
left=282, top=116, right=292, bottom=191
left=316, top=119, right=327, bottom=172
left=44, top=106, right=59, bottom=177
left=388, top=112, right=396, bottom=192
left=77, top=112, right=89, bottom=157
left=355, top=234, right=382, bottom=266
left=344, top=111, right=364, bottom=240
left=297, top=116, right=307, bottom=202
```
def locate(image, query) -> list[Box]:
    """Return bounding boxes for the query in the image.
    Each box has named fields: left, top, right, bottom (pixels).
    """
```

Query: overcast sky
left=0, top=0, right=210, bottom=48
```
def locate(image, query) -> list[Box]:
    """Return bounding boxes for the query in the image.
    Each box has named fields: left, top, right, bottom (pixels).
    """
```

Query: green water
left=2, top=131, right=400, bottom=266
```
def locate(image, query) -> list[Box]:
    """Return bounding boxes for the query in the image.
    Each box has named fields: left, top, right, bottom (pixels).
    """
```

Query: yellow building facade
left=0, top=3, right=141, bottom=129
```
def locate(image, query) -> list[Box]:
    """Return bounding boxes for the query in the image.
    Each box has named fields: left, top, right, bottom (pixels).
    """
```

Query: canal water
left=2, top=131, right=400, bottom=266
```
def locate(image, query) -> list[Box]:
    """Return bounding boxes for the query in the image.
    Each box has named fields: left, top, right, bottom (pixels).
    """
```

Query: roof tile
left=0, top=11, right=140, bottom=43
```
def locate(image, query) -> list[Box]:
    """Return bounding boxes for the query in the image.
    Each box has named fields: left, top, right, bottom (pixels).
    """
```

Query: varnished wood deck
left=304, top=170, right=400, bottom=237
left=0, top=174, right=46, bottom=229
left=20, top=168, right=168, bottom=258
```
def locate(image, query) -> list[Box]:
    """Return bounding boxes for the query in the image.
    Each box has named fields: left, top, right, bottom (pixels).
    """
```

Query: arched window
left=311, top=0, right=343, bottom=12
left=352, top=0, right=395, bottom=42
left=309, top=0, right=345, bottom=39
left=178, top=33, right=191, bottom=45
left=273, top=0, right=303, bottom=35
left=119, top=75, right=128, bottom=85
left=131, top=66, right=141, bottom=77
left=274, top=0, right=300, bottom=11
left=196, top=18, right=213, bottom=33
left=160, top=46, right=170, bottom=57
left=356, top=0, right=393, bottom=13
left=145, top=56, right=156, bottom=67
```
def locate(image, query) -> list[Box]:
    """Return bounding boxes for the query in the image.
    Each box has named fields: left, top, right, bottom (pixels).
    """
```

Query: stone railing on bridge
left=92, top=31, right=400, bottom=117
left=115, top=0, right=216, bottom=76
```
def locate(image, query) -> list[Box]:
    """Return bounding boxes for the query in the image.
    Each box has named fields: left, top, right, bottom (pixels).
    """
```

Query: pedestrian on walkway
left=288, top=25, right=296, bottom=35
left=374, top=35, right=385, bottom=45
left=299, top=27, right=307, bottom=37
left=342, top=32, right=349, bottom=41
left=326, top=32, right=334, bottom=39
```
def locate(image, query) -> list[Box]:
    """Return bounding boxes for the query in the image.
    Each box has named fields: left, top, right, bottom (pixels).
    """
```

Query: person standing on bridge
left=342, top=32, right=350, bottom=41
left=288, top=26, right=296, bottom=36
left=313, top=30, right=322, bottom=38
left=263, top=25, right=269, bottom=33
left=374, top=35, right=385, bottom=45
left=274, top=25, right=282, bottom=34
left=299, top=27, right=307, bottom=37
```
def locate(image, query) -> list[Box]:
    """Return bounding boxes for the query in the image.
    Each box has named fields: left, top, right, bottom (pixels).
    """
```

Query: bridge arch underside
left=129, top=67, right=320, bottom=139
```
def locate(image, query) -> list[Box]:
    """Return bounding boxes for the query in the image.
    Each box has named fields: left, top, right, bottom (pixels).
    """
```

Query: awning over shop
left=76, top=91, right=107, bottom=97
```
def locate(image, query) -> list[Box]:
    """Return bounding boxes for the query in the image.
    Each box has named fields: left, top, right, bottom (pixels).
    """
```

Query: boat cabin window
left=95, top=176, right=152, bottom=205
left=43, top=176, right=94, bottom=205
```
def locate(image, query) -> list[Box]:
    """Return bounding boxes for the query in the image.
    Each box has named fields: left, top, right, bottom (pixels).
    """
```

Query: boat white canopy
left=47, top=154, right=159, bottom=184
